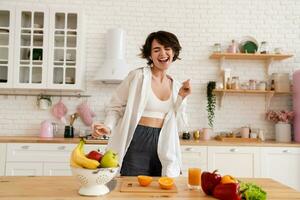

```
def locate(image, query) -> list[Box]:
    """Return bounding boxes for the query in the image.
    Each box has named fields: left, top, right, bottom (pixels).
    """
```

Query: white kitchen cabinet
left=0, top=143, right=6, bottom=175
left=261, top=147, right=300, bottom=191
left=0, top=4, right=85, bottom=90
left=0, top=6, right=14, bottom=88
left=47, top=6, right=85, bottom=90
left=181, top=146, right=207, bottom=177
left=6, top=162, right=43, bottom=176
left=5, top=143, right=105, bottom=176
left=207, top=146, right=261, bottom=178
left=44, top=162, right=72, bottom=176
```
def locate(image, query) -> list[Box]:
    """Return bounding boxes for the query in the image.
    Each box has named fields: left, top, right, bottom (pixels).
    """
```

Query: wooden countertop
left=0, top=136, right=300, bottom=147
left=0, top=176, right=299, bottom=199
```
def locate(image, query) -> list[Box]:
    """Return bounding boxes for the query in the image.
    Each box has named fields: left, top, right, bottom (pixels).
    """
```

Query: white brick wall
left=0, top=0, right=299, bottom=139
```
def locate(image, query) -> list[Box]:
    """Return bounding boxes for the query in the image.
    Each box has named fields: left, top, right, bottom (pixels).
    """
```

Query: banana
left=71, top=140, right=100, bottom=169
left=70, top=150, right=82, bottom=168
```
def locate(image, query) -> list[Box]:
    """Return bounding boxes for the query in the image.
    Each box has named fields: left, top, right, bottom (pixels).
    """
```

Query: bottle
left=226, top=77, right=232, bottom=90
left=270, top=80, right=275, bottom=91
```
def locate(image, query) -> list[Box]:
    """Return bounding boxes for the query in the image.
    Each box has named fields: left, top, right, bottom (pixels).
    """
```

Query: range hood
left=94, top=28, right=128, bottom=84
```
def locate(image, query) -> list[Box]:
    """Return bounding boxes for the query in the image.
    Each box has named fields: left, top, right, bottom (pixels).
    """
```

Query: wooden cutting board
left=215, top=136, right=260, bottom=142
left=120, top=180, right=178, bottom=193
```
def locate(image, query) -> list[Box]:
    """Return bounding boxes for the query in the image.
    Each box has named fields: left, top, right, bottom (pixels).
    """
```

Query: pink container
left=40, top=120, right=54, bottom=138
left=293, top=70, right=300, bottom=142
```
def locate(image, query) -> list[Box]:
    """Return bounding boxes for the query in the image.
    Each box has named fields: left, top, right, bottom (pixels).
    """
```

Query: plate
left=239, top=36, right=258, bottom=53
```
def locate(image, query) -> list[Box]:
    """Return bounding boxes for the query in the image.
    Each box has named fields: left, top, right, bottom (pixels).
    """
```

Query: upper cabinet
left=0, top=6, right=14, bottom=88
left=0, top=4, right=85, bottom=91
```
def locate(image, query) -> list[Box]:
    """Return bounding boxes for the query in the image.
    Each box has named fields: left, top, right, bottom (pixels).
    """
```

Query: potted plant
left=207, top=81, right=216, bottom=128
left=266, top=110, right=294, bottom=142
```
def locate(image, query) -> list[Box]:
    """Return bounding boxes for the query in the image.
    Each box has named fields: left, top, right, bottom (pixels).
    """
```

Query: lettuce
left=239, top=182, right=267, bottom=200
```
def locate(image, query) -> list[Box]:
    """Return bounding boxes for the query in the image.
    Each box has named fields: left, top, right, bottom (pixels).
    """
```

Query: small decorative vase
left=275, top=122, right=291, bottom=142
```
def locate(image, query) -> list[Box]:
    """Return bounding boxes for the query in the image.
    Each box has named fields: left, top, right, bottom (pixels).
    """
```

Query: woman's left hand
left=179, top=79, right=191, bottom=99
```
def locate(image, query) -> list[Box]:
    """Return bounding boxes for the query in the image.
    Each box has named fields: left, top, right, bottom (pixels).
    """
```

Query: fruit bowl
left=71, top=167, right=119, bottom=196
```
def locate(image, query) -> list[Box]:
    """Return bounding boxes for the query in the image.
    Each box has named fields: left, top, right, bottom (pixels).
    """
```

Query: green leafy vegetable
left=240, top=182, right=267, bottom=200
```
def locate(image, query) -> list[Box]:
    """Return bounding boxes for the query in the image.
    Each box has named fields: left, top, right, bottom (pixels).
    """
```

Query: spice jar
left=260, top=41, right=268, bottom=54
left=257, top=81, right=266, bottom=91
left=213, top=43, right=221, bottom=53
left=231, top=76, right=240, bottom=90
left=249, top=79, right=256, bottom=90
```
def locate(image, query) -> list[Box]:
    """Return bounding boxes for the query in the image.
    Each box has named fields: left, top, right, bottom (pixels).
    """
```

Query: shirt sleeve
left=174, top=95, right=189, bottom=132
left=104, top=70, right=137, bottom=131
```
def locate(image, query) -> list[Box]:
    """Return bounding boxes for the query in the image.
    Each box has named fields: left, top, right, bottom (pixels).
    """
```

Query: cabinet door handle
left=57, top=146, right=66, bottom=150
left=21, top=145, right=30, bottom=150
left=230, top=148, right=237, bottom=152
left=282, top=149, right=290, bottom=153
left=185, top=147, right=193, bottom=152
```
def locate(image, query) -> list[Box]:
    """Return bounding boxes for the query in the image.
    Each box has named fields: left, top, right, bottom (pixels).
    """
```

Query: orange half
left=158, top=177, right=174, bottom=190
left=137, top=175, right=153, bottom=186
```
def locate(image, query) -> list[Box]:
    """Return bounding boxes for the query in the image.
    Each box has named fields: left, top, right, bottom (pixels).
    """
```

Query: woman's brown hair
left=140, top=31, right=182, bottom=65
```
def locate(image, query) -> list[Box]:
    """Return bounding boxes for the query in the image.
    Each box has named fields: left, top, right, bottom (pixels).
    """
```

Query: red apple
left=86, top=150, right=103, bottom=162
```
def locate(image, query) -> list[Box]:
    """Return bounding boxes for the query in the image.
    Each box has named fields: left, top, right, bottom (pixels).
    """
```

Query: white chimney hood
left=94, top=28, right=128, bottom=84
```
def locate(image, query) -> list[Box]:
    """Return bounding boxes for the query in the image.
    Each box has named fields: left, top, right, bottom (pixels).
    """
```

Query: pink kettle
left=40, top=120, right=57, bottom=138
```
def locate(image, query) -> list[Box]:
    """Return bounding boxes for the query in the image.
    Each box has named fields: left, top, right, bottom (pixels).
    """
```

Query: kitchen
left=0, top=0, right=300, bottom=199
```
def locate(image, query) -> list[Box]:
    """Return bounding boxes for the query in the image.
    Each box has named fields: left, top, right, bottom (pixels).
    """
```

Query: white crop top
left=141, top=88, right=173, bottom=119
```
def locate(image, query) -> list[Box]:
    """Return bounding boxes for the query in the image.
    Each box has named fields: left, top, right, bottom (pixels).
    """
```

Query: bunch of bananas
left=70, top=140, right=100, bottom=169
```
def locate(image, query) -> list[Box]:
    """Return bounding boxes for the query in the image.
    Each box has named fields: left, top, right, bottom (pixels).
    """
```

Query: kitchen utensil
left=71, top=167, right=119, bottom=196
left=70, top=113, right=78, bottom=126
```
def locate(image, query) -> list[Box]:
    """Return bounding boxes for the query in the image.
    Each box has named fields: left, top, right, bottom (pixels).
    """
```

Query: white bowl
left=71, top=167, right=119, bottom=196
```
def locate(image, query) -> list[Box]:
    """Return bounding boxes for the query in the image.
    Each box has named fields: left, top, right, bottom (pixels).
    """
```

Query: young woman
left=92, top=31, right=191, bottom=177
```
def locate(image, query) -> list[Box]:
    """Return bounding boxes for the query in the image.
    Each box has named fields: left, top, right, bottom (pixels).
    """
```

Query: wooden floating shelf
left=213, top=89, right=292, bottom=95
left=209, top=53, right=293, bottom=61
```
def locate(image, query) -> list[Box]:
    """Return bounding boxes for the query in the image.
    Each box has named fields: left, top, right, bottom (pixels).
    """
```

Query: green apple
left=100, top=150, right=119, bottom=168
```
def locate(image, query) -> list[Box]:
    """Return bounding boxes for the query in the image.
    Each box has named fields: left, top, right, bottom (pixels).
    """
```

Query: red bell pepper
left=201, top=170, right=222, bottom=195
left=213, top=183, right=241, bottom=200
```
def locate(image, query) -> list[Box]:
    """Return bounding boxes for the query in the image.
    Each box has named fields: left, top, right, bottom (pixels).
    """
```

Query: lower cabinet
left=181, top=146, right=207, bottom=176
left=261, top=147, right=300, bottom=191
left=207, top=146, right=261, bottom=178
left=5, top=143, right=105, bottom=176
left=0, top=144, right=6, bottom=176
left=6, top=162, right=43, bottom=176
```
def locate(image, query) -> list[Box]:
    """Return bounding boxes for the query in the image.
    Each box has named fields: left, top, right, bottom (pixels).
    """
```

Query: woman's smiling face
left=150, top=39, right=174, bottom=70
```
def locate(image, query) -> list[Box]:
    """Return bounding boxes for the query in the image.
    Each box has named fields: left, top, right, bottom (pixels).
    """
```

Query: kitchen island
left=0, top=176, right=299, bottom=199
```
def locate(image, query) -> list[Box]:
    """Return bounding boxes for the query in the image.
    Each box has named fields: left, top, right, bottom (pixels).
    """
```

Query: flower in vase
left=266, top=110, right=294, bottom=123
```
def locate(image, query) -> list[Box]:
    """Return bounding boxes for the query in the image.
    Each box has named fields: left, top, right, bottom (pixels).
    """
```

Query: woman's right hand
left=92, top=123, right=111, bottom=138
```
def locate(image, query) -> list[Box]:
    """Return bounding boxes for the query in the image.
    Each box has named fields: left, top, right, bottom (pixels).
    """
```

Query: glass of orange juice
left=188, top=168, right=201, bottom=190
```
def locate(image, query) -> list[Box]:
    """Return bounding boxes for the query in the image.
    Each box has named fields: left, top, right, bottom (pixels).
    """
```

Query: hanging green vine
left=207, top=81, right=216, bottom=128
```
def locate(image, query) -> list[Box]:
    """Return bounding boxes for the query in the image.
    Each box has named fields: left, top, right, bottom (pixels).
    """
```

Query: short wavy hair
left=140, top=31, right=182, bottom=65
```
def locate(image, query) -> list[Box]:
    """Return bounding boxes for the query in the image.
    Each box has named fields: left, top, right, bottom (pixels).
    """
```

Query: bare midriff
left=138, top=117, right=164, bottom=128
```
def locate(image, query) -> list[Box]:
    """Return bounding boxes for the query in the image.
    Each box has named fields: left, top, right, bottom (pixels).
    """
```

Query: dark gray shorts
left=120, top=125, right=162, bottom=176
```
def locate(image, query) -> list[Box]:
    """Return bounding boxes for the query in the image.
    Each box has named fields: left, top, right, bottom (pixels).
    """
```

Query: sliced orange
left=137, top=175, right=153, bottom=187
left=158, top=177, right=174, bottom=190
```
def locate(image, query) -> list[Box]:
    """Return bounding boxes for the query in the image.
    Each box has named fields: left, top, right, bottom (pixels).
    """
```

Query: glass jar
left=231, top=76, right=240, bottom=90
left=260, top=41, right=268, bottom=54
left=249, top=79, right=256, bottom=90
left=213, top=43, right=221, bottom=53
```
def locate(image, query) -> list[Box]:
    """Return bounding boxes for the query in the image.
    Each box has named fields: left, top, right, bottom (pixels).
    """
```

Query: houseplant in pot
left=266, top=110, right=294, bottom=142
left=207, top=81, right=216, bottom=128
